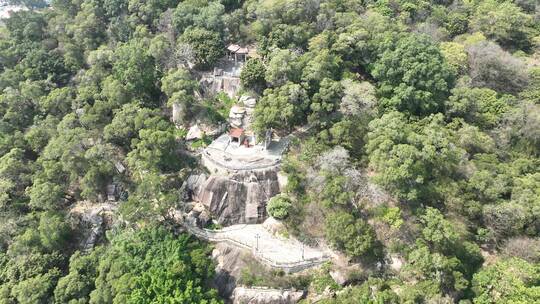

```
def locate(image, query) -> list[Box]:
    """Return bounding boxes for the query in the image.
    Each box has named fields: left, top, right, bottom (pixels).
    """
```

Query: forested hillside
left=0, top=0, right=538, bottom=303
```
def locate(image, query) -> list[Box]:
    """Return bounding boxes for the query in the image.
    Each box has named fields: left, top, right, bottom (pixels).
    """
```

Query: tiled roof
left=229, top=128, right=244, bottom=137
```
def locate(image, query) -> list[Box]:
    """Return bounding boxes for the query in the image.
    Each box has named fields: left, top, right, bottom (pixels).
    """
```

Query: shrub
left=266, top=195, right=292, bottom=219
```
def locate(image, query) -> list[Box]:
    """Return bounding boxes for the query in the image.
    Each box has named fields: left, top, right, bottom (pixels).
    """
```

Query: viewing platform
left=202, top=133, right=289, bottom=174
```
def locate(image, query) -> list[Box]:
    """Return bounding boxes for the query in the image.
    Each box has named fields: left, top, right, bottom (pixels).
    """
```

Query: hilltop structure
left=186, top=94, right=289, bottom=225
left=201, top=44, right=258, bottom=98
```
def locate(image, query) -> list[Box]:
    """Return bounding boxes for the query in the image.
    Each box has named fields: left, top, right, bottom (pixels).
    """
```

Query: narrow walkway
left=185, top=223, right=329, bottom=273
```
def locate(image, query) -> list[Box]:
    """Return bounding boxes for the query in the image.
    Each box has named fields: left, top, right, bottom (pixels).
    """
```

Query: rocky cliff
left=187, top=169, right=280, bottom=225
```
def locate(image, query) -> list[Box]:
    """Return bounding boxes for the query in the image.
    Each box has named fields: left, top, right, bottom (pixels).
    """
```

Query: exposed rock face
left=232, top=287, right=305, bottom=304
left=69, top=202, right=117, bottom=251
left=185, top=123, right=228, bottom=140
left=229, top=105, right=246, bottom=129
left=227, top=95, right=257, bottom=131
left=188, top=169, right=280, bottom=225
left=211, top=243, right=246, bottom=299
left=200, top=75, right=241, bottom=98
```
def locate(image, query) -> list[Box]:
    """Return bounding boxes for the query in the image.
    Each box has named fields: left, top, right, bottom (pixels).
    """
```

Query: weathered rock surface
left=212, top=243, right=245, bottom=299
left=232, top=287, right=305, bottom=304
left=69, top=201, right=117, bottom=251
left=186, top=124, right=203, bottom=140
left=187, top=169, right=280, bottom=225
left=200, top=75, right=241, bottom=98
left=229, top=105, right=246, bottom=129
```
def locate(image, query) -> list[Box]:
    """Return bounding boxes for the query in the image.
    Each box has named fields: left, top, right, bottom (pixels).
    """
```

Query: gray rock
left=186, top=124, right=203, bottom=140
left=330, top=270, right=348, bottom=286
left=232, top=287, right=305, bottom=304
left=188, top=169, right=280, bottom=225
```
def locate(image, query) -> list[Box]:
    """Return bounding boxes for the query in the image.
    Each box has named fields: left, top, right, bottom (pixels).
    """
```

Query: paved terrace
left=185, top=223, right=329, bottom=273
left=202, top=134, right=290, bottom=172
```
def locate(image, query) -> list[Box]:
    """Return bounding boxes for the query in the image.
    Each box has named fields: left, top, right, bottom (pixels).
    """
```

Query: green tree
left=38, top=212, right=71, bottom=252
left=421, top=207, right=458, bottom=251
left=161, top=68, right=199, bottom=124
left=470, top=0, right=535, bottom=50
left=472, top=258, right=540, bottom=304
left=173, top=0, right=225, bottom=33
left=54, top=249, right=104, bottom=304
left=240, top=58, right=266, bottom=91
left=403, top=244, right=468, bottom=299
left=253, top=82, right=309, bottom=134
left=264, top=49, right=302, bottom=86
left=112, top=40, right=159, bottom=105
left=104, top=103, right=162, bottom=148
left=179, top=27, right=223, bottom=69
left=372, top=33, right=455, bottom=116
left=308, top=78, right=343, bottom=130
left=446, top=87, right=511, bottom=129
left=89, top=228, right=222, bottom=303
left=367, top=112, right=463, bottom=202
left=301, top=49, right=342, bottom=94
left=126, top=125, right=179, bottom=173
left=440, top=42, right=468, bottom=75
left=325, top=211, right=378, bottom=259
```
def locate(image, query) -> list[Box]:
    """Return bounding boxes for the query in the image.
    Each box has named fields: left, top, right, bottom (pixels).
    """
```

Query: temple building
left=226, top=44, right=258, bottom=63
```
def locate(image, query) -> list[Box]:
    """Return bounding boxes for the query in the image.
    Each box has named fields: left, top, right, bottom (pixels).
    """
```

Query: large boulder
left=188, top=169, right=280, bottom=225
left=229, top=105, right=246, bottom=128
left=186, top=124, right=203, bottom=140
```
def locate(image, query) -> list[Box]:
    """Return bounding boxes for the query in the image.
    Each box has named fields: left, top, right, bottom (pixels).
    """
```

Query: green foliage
left=323, top=278, right=399, bottom=304
left=378, top=206, right=404, bottom=229
left=0, top=1, right=539, bottom=303
left=472, top=258, right=540, bottom=304
left=180, top=27, right=223, bottom=69
left=89, top=227, right=221, bottom=303
left=126, top=124, right=179, bottom=173
left=266, top=194, right=292, bottom=219
left=372, top=33, right=455, bottom=116
left=447, top=86, right=511, bottom=130
left=38, top=212, right=72, bottom=252
left=308, top=78, right=343, bottom=130
left=112, top=40, right=159, bottom=104
left=311, top=264, right=341, bottom=293
left=173, top=0, right=225, bottom=33
left=240, top=58, right=266, bottom=91
left=325, top=211, right=378, bottom=259
left=440, top=41, right=468, bottom=75
left=103, top=103, right=162, bottom=148
left=265, top=49, right=302, bottom=86
left=421, top=207, right=458, bottom=251
left=253, top=82, right=308, bottom=134
left=367, top=112, right=463, bottom=202
left=403, top=243, right=469, bottom=297
left=470, top=0, right=535, bottom=51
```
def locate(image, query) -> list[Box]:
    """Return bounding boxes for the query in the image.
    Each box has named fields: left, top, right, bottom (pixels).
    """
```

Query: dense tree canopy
left=0, top=0, right=538, bottom=302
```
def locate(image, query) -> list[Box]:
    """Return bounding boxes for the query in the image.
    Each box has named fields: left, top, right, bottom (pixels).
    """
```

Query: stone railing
left=202, top=148, right=281, bottom=172
left=184, top=224, right=329, bottom=273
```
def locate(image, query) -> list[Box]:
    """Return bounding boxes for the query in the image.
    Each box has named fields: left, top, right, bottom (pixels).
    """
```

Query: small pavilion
left=227, top=44, right=254, bottom=63
left=229, top=127, right=245, bottom=147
